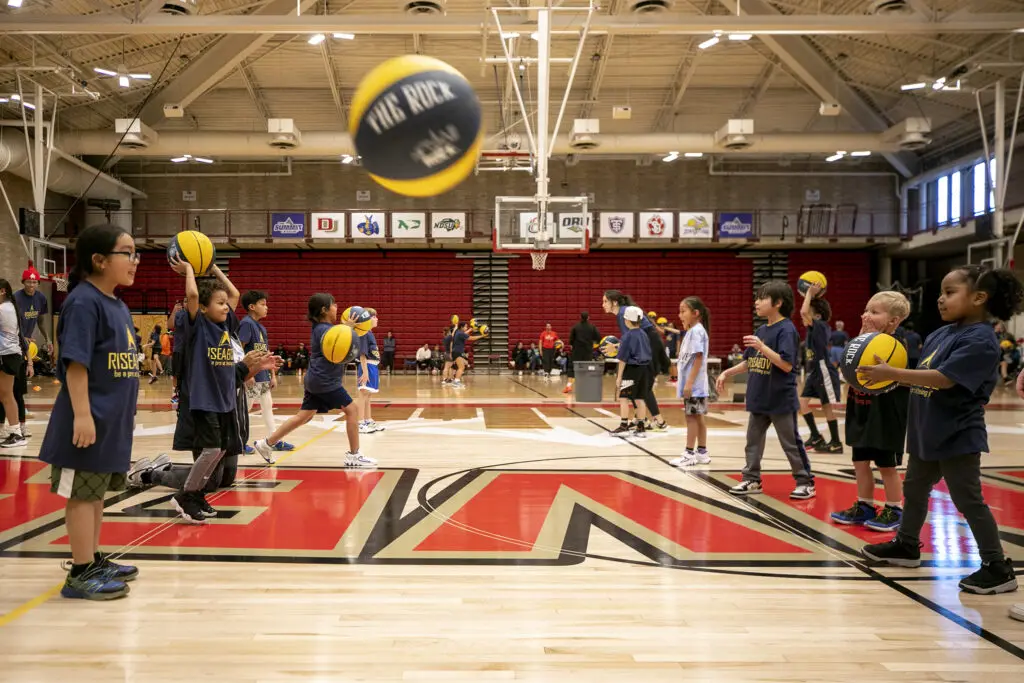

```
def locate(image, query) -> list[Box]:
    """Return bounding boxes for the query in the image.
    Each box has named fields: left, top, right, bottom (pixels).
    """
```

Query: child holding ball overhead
left=798, top=284, right=844, bottom=454
left=860, top=264, right=1024, bottom=595
left=829, top=291, right=911, bottom=532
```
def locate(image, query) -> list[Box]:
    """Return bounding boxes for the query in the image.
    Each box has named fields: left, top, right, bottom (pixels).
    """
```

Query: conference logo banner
left=678, top=212, right=714, bottom=239
left=310, top=212, right=347, bottom=239
left=271, top=212, right=305, bottom=238
left=599, top=212, right=634, bottom=239
left=639, top=211, right=675, bottom=239
left=392, top=212, right=427, bottom=239
left=518, top=211, right=557, bottom=240
left=431, top=212, right=466, bottom=239
left=556, top=213, right=593, bottom=240
left=350, top=212, right=385, bottom=239
left=719, top=212, right=754, bottom=239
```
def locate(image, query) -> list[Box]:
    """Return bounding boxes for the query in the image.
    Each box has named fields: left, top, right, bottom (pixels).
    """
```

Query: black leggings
left=0, top=367, right=27, bottom=424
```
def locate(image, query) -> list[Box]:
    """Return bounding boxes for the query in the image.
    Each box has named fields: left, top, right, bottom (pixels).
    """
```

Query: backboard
left=493, top=195, right=591, bottom=263
left=28, top=237, right=67, bottom=278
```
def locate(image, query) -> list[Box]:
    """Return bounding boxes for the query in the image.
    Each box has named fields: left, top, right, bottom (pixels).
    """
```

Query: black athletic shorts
left=801, top=370, right=841, bottom=405
left=172, top=350, right=184, bottom=380
left=619, top=364, right=651, bottom=401
left=191, top=409, right=237, bottom=452
left=0, top=353, right=24, bottom=377
left=300, top=387, right=353, bottom=414
left=852, top=447, right=902, bottom=468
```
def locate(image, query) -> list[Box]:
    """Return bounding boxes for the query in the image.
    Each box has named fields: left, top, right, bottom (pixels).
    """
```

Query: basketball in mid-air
left=349, top=55, right=483, bottom=197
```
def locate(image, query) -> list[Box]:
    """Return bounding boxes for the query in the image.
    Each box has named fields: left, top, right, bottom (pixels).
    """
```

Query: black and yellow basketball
left=469, top=317, right=479, bottom=331
left=321, top=324, right=358, bottom=365
left=349, top=55, right=483, bottom=197
left=478, top=324, right=489, bottom=337
left=797, top=270, right=828, bottom=297
left=841, top=332, right=908, bottom=394
left=28, top=340, right=38, bottom=360
left=167, top=230, right=215, bottom=275
left=600, top=335, right=620, bottom=358
left=1001, top=339, right=1014, bottom=351
left=450, top=314, right=460, bottom=326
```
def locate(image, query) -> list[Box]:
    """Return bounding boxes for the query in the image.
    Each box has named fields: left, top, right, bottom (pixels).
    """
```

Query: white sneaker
left=1010, top=604, right=1024, bottom=622
left=359, top=423, right=375, bottom=434
left=790, top=484, right=816, bottom=500
left=729, top=480, right=763, bottom=495
left=252, top=439, right=277, bottom=465
left=370, top=421, right=386, bottom=433
left=345, top=451, right=377, bottom=468
left=127, top=457, right=153, bottom=488
left=669, top=451, right=711, bottom=467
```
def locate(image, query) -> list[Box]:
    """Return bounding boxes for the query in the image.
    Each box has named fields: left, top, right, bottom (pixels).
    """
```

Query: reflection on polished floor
left=1, top=373, right=1023, bottom=681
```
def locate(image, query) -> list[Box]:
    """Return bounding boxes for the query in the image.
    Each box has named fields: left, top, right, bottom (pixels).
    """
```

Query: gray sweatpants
left=742, top=412, right=814, bottom=486
left=897, top=452, right=1005, bottom=563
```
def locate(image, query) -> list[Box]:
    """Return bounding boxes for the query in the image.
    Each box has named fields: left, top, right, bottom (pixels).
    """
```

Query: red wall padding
left=788, top=251, right=873, bottom=337
left=130, top=252, right=473, bottom=356
left=507, top=252, right=753, bottom=356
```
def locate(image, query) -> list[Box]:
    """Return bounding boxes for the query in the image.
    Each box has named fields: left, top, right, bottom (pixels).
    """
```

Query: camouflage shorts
left=50, top=467, right=127, bottom=501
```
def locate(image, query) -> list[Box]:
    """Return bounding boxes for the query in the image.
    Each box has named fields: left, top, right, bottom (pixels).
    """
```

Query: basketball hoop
left=53, top=273, right=69, bottom=292
left=531, top=251, right=548, bottom=270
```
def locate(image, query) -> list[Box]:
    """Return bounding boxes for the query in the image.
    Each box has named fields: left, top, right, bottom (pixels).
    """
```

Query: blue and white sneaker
left=863, top=505, right=902, bottom=532
left=94, top=553, right=139, bottom=582
left=244, top=444, right=256, bottom=455
left=60, top=564, right=130, bottom=600
left=272, top=441, right=295, bottom=451
left=830, top=500, right=877, bottom=526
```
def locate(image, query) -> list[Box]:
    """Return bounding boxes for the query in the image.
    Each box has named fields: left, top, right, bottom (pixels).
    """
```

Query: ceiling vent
left=403, top=0, right=444, bottom=15
left=883, top=117, right=932, bottom=151
left=114, top=118, right=157, bottom=150
left=569, top=118, right=600, bottom=151
left=628, top=0, right=671, bottom=14
left=160, top=0, right=198, bottom=16
left=714, top=119, right=754, bottom=151
left=866, top=0, right=912, bottom=15
left=267, top=118, right=301, bottom=150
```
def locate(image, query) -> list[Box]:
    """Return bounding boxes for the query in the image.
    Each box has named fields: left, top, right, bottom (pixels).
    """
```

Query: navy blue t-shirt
left=14, top=289, right=47, bottom=340
left=305, top=322, right=344, bottom=394
left=185, top=312, right=237, bottom=413
left=442, top=333, right=454, bottom=356
left=360, top=330, right=380, bottom=362
left=618, top=327, right=652, bottom=366
left=238, top=315, right=271, bottom=382
left=805, top=320, right=831, bottom=375
left=743, top=318, right=800, bottom=414
left=903, top=330, right=923, bottom=360
left=616, top=307, right=654, bottom=336
left=907, top=322, right=999, bottom=460
left=172, top=309, right=187, bottom=352
left=39, top=282, right=139, bottom=473
left=829, top=329, right=850, bottom=347
left=451, top=330, right=469, bottom=356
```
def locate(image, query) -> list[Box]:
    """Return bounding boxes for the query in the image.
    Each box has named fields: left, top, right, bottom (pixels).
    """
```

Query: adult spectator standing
left=828, top=320, right=849, bottom=367
left=539, top=323, right=560, bottom=375
left=381, top=331, right=397, bottom=374
left=565, top=312, right=601, bottom=393
left=14, top=262, right=51, bottom=356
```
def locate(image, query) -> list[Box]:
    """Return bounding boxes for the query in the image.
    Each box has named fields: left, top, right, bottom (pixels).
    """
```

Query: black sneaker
left=171, top=492, right=207, bottom=525
left=959, top=558, right=1018, bottom=595
left=610, top=424, right=632, bottom=437
left=804, top=435, right=826, bottom=451
left=0, top=432, right=27, bottom=449
left=197, top=495, right=218, bottom=519
left=815, top=441, right=844, bottom=454
left=861, top=537, right=921, bottom=567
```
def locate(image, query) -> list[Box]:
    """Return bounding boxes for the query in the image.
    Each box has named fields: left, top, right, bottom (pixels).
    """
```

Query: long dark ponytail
left=603, top=289, right=636, bottom=309
left=68, top=223, right=129, bottom=292
left=683, top=296, right=711, bottom=333
left=307, top=293, right=335, bottom=325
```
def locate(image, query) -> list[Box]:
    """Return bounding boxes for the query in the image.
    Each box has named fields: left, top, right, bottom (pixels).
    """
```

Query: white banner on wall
left=431, top=212, right=467, bottom=239
left=391, top=212, right=427, bottom=239
left=350, top=212, right=385, bottom=239
left=598, top=212, right=634, bottom=239
left=311, top=212, right=347, bottom=239
left=556, top=213, right=593, bottom=240
left=518, top=211, right=557, bottom=240
left=639, top=211, right=675, bottom=239
left=678, top=212, right=714, bottom=239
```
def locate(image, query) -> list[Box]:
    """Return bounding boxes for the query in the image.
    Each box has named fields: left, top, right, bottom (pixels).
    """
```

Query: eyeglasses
left=106, top=251, right=141, bottom=264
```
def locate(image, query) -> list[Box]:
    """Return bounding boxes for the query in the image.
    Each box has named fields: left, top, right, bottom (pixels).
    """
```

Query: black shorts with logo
left=619, top=364, right=651, bottom=401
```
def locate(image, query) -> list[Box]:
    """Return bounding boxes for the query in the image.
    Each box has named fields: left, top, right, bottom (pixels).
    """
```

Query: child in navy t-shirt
left=613, top=306, right=653, bottom=437
left=254, top=293, right=374, bottom=469
left=861, top=265, right=1024, bottom=595
left=239, top=290, right=292, bottom=458
left=715, top=280, right=815, bottom=499
left=39, top=224, right=141, bottom=600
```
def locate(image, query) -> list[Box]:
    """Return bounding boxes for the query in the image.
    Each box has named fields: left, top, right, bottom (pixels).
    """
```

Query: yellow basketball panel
left=858, top=334, right=900, bottom=390
left=349, top=55, right=467, bottom=136
left=322, top=325, right=354, bottom=364
left=354, top=320, right=373, bottom=337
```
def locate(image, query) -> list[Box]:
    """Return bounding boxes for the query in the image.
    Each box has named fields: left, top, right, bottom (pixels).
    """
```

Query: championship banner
left=392, top=212, right=427, bottom=239
left=678, top=212, right=714, bottom=239
left=310, top=212, right=346, bottom=239
left=431, top=212, right=466, bottom=239
left=639, top=211, right=675, bottom=239
left=598, top=212, right=633, bottom=239
left=350, top=212, right=385, bottom=239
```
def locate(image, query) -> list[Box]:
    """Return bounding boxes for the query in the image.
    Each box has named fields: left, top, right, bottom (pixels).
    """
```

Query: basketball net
left=532, top=235, right=550, bottom=270
left=53, top=273, right=69, bottom=292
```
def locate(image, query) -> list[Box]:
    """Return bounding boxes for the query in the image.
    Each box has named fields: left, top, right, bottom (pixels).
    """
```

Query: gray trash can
left=573, top=361, right=604, bottom=402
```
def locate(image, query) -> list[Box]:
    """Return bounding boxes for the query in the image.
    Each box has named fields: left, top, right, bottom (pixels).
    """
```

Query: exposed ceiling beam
left=319, top=42, right=348, bottom=123
left=652, top=40, right=703, bottom=132
left=135, top=0, right=319, bottom=126
left=238, top=64, right=271, bottom=120
left=4, top=12, right=1024, bottom=35
left=715, top=0, right=919, bottom=177
left=734, top=58, right=778, bottom=119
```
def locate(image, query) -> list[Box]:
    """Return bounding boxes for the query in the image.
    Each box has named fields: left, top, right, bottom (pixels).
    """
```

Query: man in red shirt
left=539, top=323, right=560, bottom=375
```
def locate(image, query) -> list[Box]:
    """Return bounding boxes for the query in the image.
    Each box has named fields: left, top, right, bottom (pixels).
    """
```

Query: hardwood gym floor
left=1, top=372, right=1022, bottom=681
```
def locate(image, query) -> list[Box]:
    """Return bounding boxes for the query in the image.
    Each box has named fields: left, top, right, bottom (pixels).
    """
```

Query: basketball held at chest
left=841, top=332, right=908, bottom=394
left=349, top=55, right=483, bottom=197
left=321, top=325, right=359, bottom=365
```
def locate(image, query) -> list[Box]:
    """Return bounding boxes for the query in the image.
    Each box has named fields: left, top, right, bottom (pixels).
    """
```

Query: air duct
left=56, top=130, right=917, bottom=157
left=0, top=138, right=144, bottom=200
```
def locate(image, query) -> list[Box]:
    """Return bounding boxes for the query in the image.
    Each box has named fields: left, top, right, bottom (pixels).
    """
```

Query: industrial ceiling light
left=171, top=154, right=213, bottom=164
left=332, top=33, right=355, bottom=40
left=7, top=0, right=24, bottom=7
left=662, top=151, right=679, bottom=162
left=698, top=36, right=720, bottom=50
left=825, top=152, right=846, bottom=162
left=850, top=151, right=872, bottom=157
left=728, top=34, right=752, bottom=41
left=340, top=154, right=354, bottom=164
left=94, top=66, right=151, bottom=88
left=308, top=33, right=326, bottom=45
left=684, top=152, right=703, bottom=158
left=900, top=82, right=927, bottom=91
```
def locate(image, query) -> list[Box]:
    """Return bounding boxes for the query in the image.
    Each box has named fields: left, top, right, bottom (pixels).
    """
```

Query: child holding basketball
left=39, top=223, right=140, bottom=599
left=670, top=296, right=711, bottom=467
left=829, top=290, right=910, bottom=532
left=614, top=306, right=651, bottom=438
left=450, top=321, right=486, bottom=388
left=860, top=265, right=1023, bottom=594
left=799, top=285, right=843, bottom=454
left=715, top=281, right=815, bottom=499
left=356, top=308, right=383, bottom=433
left=254, top=294, right=373, bottom=468
left=239, top=290, right=293, bottom=458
